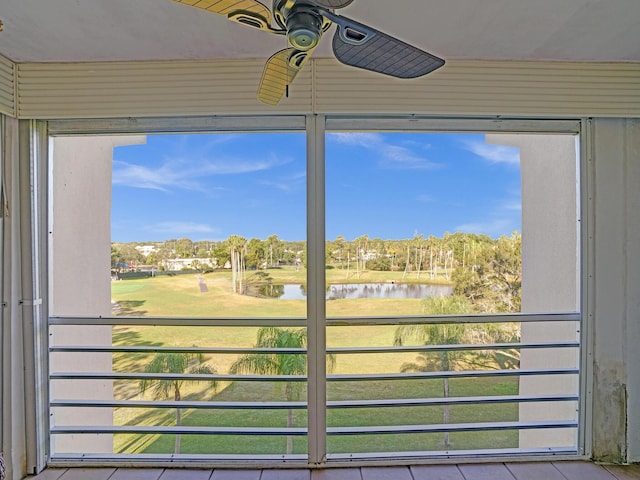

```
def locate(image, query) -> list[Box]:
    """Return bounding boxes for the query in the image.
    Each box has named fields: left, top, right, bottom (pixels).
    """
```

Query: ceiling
left=0, top=0, right=639, bottom=64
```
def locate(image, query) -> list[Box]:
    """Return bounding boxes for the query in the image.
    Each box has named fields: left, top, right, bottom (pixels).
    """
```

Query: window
left=323, top=127, right=580, bottom=457
left=47, top=117, right=583, bottom=464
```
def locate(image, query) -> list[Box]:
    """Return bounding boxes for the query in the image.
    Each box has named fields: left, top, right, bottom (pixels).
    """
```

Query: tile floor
left=26, top=462, right=640, bottom=480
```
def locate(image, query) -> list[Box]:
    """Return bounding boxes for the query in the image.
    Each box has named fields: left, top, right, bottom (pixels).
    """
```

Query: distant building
left=162, top=257, right=216, bottom=271
left=135, top=245, right=158, bottom=256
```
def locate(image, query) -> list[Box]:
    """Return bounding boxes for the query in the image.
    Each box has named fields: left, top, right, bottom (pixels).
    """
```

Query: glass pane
left=49, top=132, right=308, bottom=458
left=325, top=132, right=532, bottom=318
left=109, top=133, right=307, bottom=318
left=325, top=131, right=580, bottom=456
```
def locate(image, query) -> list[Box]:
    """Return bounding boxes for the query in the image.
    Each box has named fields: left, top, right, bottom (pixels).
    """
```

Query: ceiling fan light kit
left=170, top=0, right=445, bottom=105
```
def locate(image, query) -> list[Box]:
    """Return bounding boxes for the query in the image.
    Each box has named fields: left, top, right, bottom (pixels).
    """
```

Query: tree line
left=112, top=231, right=521, bottom=313
left=111, top=235, right=303, bottom=271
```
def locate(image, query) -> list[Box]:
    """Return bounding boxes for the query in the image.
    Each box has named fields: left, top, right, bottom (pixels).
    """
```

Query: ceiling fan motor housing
left=285, top=5, right=324, bottom=51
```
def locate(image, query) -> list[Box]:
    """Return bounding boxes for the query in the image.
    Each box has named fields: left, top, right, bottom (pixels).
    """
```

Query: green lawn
left=111, top=269, right=519, bottom=455
left=114, top=377, right=519, bottom=455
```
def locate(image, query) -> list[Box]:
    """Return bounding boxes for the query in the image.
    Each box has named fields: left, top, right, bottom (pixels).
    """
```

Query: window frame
left=39, top=115, right=591, bottom=466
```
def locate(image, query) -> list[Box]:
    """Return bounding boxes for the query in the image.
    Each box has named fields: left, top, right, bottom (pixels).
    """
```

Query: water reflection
left=258, top=283, right=453, bottom=300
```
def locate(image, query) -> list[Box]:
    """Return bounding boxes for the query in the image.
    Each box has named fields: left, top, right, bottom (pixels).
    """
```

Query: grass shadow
left=113, top=327, right=164, bottom=399
left=114, top=299, right=148, bottom=316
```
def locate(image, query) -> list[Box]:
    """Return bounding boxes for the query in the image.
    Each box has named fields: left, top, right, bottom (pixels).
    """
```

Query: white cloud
left=328, top=132, right=439, bottom=170
left=112, top=153, right=288, bottom=192
left=257, top=171, right=306, bottom=192
left=112, top=161, right=197, bottom=192
left=331, top=132, right=382, bottom=147
left=454, top=195, right=522, bottom=236
left=462, top=140, right=520, bottom=166
left=146, top=221, right=218, bottom=237
left=502, top=201, right=522, bottom=212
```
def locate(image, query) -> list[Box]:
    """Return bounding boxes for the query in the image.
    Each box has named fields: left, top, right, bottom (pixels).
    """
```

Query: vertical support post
left=624, top=119, right=640, bottom=462
left=24, top=120, right=49, bottom=472
left=2, top=115, right=27, bottom=480
left=15, top=119, right=49, bottom=475
left=0, top=115, right=4, bottom=458
left=579, top=118, right=595, bottom=458
left=306, top=114, right=326, bottom=465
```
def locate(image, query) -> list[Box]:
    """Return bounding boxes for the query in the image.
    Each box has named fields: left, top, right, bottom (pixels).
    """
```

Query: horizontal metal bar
left=46, top=451, right=585, bottom=471
left=52, top=426, right=308, bottom=436
left=327, top=368, right=579, bottom=382
left=327, top=312, right=580, bottom=326
left=48, top=453, right=309, bottom=464
left=51, top=400, right=308, bottom=410
left=49, top=316, right=306, bottom=327
left=50, top=394, right=578, bottom=410
left=326, top=446, right=579, bottom=461
left=50, top=346, right=307, bottom=355
left=326, top=342, right=579, bottom=355
left=50, top=368, right=578, bottom=383
left=327, top=420, right=578, bottom=436
left=45, top=449, right=586, bottom=469
left=48, top=115, right=308, bottom=136
left=48, top=312, right=580, bottom=327
left=325, top=117, right=582, bottom=134
left=51, top=420, right=577, bottom=437
left=328, top=394, right=579, bottom=409
left=50, top=372, right=306, bottom=382
left=49, top=341, right=578, bottom=355
left=46, top=448, right=581, bottom=467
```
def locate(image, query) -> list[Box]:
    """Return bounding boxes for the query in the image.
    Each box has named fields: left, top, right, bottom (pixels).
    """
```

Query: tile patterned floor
left=27, top=462, right=640, bottom=480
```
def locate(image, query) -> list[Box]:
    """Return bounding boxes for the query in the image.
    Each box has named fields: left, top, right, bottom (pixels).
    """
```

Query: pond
left=257, top=283, right=454, bottom=300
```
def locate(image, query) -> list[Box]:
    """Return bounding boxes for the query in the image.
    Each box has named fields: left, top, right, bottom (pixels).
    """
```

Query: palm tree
left=465, top=321, right=521, bottom=370
left=139, top=351, right=217, bottom=454
left=395, top=322, right=470, bottom=449
left=354, top=234, right=369, bottom=277
left=413, top=232, right=425, bottom=279
left=394, top=295, right=521, bottom=448
left=227, top=235, right=247, bottom=294
left=266, top=234, right=280, bottom=268
left=334, top=235, right=346, bottom=270
left=393, top=295, right=472, bottom=449
left=230, top=327, right=335, bottom=454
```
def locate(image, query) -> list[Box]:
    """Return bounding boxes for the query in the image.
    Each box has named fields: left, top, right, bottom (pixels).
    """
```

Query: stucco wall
left=487, top=134, right=580, bottom=450
left=592, top=119, right=640, bottom=463
left=50, top=135, right=145, bottom=454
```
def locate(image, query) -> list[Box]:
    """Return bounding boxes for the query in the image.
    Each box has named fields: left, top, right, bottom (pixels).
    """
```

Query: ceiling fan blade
left=328, top=14, right=445, bottom=78
left=257, top=48, right=313, bottom=105
left=309, top=0, right=355, bottom=8
left=170, top=0, right=278, bottom=33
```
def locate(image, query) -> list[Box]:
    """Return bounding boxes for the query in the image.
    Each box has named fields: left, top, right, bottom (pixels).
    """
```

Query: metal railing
left=48, top=312, right=581, bottom=463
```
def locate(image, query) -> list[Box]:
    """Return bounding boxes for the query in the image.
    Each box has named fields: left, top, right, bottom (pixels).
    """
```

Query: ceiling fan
left=170, top=0, right=445, bottom=105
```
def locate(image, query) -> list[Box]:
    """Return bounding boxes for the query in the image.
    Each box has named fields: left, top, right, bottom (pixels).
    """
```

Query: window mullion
left=306, top=114, right=327, bottom=465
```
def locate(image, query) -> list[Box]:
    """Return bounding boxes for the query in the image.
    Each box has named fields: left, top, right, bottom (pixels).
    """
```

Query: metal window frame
left=321, top=116, right=585, bottom=462
left=0, top=114, right=3, bottom=456
left=578, top=118, right=595, bottom=458
left=46, top=115, right=312, bottom=466
left=42, top=114, right=587, bottom=467
left=9, top=119, right=50, bottom=475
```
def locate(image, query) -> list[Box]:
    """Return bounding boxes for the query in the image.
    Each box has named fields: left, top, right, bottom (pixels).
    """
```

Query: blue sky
left=111, top=132, right=521, bottom=243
